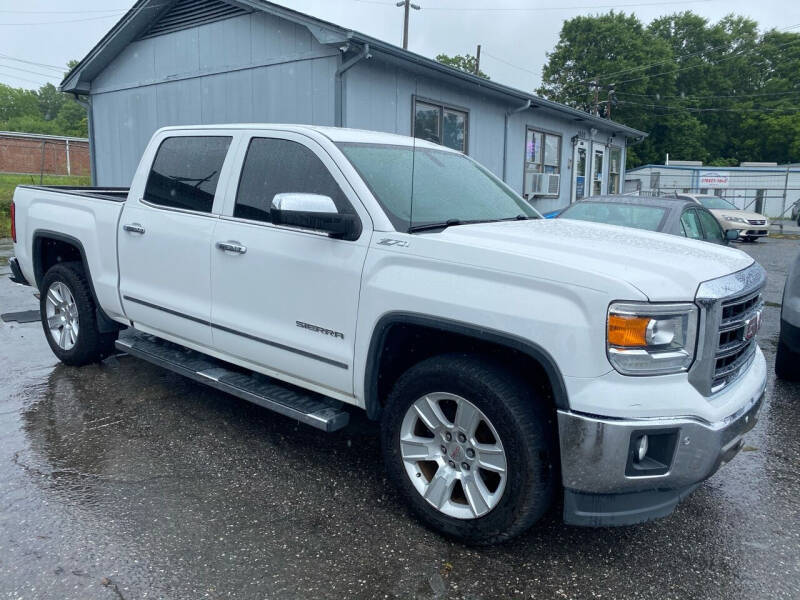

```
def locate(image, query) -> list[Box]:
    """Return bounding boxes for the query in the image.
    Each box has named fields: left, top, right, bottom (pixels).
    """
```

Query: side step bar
left=115, top=332, right=350, bottom=432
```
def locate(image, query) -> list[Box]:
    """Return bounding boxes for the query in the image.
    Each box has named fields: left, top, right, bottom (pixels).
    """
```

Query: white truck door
left=118, top=134, right=237, bottom=347
left=210, top=133, right=371, bottom=396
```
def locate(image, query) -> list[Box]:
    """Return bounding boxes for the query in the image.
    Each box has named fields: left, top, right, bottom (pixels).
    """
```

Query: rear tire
left=775, top=338, right=800, bottom=381
left=40, top=262, right=118, bottom=366
left=381, top=353, right=556, bottom=545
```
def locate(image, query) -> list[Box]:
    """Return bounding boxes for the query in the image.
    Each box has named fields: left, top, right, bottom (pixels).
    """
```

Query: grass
left=0, top=173, right=91, bottom=238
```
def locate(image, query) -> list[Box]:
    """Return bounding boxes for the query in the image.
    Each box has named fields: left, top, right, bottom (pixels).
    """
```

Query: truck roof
left=155, top=124, right=454, bottom=151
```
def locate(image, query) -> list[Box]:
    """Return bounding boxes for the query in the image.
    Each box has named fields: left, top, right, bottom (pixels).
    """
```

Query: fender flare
left=364, top=311, right=569, bottom=419
left=32, top=229, right=122, bottom=333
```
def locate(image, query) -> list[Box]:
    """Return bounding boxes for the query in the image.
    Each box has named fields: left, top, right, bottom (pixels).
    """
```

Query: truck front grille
left=711, top=290, right=762, bottom=392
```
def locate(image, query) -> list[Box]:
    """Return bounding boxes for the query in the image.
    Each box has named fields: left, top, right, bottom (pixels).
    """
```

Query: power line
left=617, top=90, right=800, bottom=100
left=584, top=22, right=800, bottom=84
left=481, top=50, right=539, bottom=75
left=0, top=13, right=124, bottom=26
left=0, top=71, right=53, bottom=86
left=611, top=36, right=800, bottom=87
left=0, top=8, right=127, bottom=14
left=0, top=53, right=64, bottom=72
left=619, top=99, right=799, bottom=113
left=0, top=63, right=61, bottom=80
left=422, top=0, right=714, bottom=11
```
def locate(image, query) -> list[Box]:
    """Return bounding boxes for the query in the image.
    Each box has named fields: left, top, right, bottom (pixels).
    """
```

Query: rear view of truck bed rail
left=16, top=185, right=129, bottom=202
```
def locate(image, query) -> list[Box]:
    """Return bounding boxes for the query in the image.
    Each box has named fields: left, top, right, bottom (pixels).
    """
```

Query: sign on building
left=699, top=171, right=729, bottom=187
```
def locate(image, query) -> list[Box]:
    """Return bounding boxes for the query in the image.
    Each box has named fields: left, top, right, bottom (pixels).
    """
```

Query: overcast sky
left=1, top=0, right=798, bottom=92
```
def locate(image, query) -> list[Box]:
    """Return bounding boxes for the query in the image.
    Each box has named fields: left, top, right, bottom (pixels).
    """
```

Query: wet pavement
left=1, top=237, right=798, bottom=600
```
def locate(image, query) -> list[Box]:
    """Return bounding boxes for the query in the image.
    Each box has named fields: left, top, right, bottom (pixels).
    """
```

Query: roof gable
left=60, top=0, right=646, bottom=139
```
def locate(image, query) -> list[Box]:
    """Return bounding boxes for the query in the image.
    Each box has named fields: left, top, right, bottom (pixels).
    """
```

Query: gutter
left=334, top=43, right=371, bottom=127
left=503, top=99, right=531, bottom=182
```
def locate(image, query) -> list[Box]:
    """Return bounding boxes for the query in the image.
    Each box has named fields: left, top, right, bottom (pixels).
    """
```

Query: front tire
left=40, top=262, right=118, bottom=366
left=775, top=338, right=800, bottom=380
left=381, top=354, right=556, bottom=545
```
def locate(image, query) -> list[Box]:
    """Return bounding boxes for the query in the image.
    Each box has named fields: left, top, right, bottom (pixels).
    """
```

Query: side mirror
left=725, top=229, right=739, bottom=241
left=270, top=193, right=360, bottom=241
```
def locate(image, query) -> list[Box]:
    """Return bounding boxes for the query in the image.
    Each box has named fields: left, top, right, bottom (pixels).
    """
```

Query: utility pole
left=590, top=80, right=599, bottom=116
left=606, top=84, right=616, bottom=120
left=474, top=44, right=481, bottom=75
left=395, top=0, right=420, bottom=50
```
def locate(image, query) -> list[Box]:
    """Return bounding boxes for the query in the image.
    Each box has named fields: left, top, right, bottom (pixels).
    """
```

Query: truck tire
left=381, top=353, right=556, bottom=545
left=39, top=262, right=118, bottom=366
left=775, top=339, right=800, bottom=380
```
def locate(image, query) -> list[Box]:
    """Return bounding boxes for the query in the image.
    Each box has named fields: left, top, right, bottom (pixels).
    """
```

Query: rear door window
left=234, top=138, right=353, bottom=223
left=143, top=136, right=232, bottom=213
left=680, top=209, right=703, bottom=240
left=697, top=209, right=725, bottom=243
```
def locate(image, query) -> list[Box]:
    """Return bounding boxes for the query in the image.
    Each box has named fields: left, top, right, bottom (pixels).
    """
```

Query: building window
left=524, top=128, right=561, bottom=198
left=413, top=97, right=468, bottom=153
left=607, top=147, right=622, bottom=194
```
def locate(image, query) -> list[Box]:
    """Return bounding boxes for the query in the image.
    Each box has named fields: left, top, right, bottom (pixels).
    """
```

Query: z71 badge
left=377, top=238, right=410, bottom=248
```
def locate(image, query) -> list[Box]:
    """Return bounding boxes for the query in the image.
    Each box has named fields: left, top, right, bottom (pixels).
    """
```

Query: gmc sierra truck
left=9, top=125, right=767, bottom=544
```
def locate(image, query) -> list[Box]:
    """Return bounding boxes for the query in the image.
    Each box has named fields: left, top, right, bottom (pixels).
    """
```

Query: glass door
left=571, top=140, right=588, bottom=203
left=590, top=146, right=606, bottom=196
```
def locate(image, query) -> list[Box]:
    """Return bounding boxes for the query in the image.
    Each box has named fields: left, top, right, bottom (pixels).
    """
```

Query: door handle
left=123, top=223, right=146, bottom=234
left=216, top=241, right=247, bottom=255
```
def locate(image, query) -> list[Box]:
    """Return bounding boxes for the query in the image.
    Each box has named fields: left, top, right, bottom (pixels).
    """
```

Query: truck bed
left=15, top=185, right=129, bottom=202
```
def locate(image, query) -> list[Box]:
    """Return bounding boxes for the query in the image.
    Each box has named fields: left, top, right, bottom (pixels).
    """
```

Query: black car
left=556, top=195, right=738, bottom=245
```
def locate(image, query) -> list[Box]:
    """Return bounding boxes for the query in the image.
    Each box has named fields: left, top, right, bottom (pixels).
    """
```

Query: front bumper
left=558, top=352, right=767, bottom=526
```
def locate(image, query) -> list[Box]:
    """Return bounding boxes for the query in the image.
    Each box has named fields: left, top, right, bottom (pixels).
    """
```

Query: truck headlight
left=607, top=302, right=698, bottom=375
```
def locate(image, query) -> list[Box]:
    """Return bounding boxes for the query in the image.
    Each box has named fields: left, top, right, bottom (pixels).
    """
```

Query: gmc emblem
left=743, top=310, right=762, bottom=341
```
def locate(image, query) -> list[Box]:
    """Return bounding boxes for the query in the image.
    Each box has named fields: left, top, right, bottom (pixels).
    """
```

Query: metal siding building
left=61, top=0, right=646, bottom=213
left=626, top=164, right=800, bottom=219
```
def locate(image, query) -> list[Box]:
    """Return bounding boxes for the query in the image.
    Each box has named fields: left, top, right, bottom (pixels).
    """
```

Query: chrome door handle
left=216, top=241, right=247, bottom=254
left=123, top=223, right=145, bottom=234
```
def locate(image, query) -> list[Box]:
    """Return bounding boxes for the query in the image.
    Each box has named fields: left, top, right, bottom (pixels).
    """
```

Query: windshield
left=698, top=196, right=737, bottom=210
left=337, top=143, right=539, bottom=231
left=559, top=201, right=667, bottom=232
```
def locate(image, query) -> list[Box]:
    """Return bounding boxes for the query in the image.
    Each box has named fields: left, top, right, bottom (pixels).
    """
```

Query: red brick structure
left=0, top=132, right=90, bottom=177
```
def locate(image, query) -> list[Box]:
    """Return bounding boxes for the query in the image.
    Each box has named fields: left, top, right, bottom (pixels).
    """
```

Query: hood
left=709, top=209, right=768, bottom=222
left=436, top=218, right=754, bottom=301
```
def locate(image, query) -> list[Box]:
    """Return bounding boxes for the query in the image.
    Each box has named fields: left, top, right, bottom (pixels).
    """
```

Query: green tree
left=436, top=53, right=489, bottom=79
left=0, top=61, right=88, bottom=137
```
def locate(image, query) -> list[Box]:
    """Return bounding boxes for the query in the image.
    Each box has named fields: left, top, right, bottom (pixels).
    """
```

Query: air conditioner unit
left=525, top=173, right=561, bottom=197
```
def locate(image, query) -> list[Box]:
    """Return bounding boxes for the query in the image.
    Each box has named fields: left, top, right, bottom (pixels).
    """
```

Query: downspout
left=335, top=43, right=371, bottom=127
left=502, top=99, right=531, bottom=182
left=71, top=92, right=97, bottom=185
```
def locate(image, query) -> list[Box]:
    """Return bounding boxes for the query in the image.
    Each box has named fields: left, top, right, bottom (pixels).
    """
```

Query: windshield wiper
left=407, top=219, right=464, bottom=233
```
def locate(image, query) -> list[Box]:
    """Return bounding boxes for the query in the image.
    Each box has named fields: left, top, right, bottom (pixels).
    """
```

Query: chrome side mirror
left=270, top=193, right=360, bottom=240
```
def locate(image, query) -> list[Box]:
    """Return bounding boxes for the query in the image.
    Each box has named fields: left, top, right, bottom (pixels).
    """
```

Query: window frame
left=221, top=132, right=366, bottom=241
left=412, top=95, right=470, bottom=154
left=523, top=126, right=562, bottom=198
left=607, top=146, right=623, bottom=195
left=679, top=207, right=704, bottom=240
left=695, top=207, right=726, bottom=243
left=140, top=134, right=234, bottom=217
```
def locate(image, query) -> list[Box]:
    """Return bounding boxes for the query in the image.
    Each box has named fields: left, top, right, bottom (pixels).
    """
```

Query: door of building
left=571, top=140, right=589, bottom=203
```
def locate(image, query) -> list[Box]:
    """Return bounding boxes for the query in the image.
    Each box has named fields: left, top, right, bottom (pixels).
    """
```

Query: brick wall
left=0, top=134, right=90, bottom=176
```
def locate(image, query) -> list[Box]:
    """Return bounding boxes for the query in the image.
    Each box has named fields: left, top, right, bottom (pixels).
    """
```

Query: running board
left=115, top=332, right=350, bottom=432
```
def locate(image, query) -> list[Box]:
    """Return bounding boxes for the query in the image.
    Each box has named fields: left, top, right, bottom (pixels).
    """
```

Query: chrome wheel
left=399, top=392, right=507, bottom=520
left=45, top=281, right=79, bottom=350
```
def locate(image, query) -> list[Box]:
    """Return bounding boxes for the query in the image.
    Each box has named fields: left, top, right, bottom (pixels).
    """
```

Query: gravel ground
left=0, top=236, right=798, bottom=600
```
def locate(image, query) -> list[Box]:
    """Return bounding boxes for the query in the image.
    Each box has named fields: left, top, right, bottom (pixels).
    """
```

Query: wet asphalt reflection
left=0, top=237, right=798, bottom=599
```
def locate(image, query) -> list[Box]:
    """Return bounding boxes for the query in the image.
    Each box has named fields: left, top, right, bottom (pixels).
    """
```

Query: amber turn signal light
left=608, top=314, right=651, bottom=347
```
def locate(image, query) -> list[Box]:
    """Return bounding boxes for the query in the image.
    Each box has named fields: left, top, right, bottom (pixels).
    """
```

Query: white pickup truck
left=9, top=125, right=767, bottom=544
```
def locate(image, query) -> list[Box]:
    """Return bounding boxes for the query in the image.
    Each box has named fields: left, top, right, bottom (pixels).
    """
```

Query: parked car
left=676, top=193, right=769, bottom=242
left=557, top=195, right=738, bottom=245
left=9, top=124, right=767, bottom=544
left=776, top=249, right=800, bottom=380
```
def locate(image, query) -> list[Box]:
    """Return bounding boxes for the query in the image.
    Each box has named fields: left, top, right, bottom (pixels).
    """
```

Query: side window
left=697, top=209, right=724, bottom=243
left=143, top=136, right=232, bottom=213
left=235, top=138, right=353, bottom=223
left=680, top=209, right=703, bottom=240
